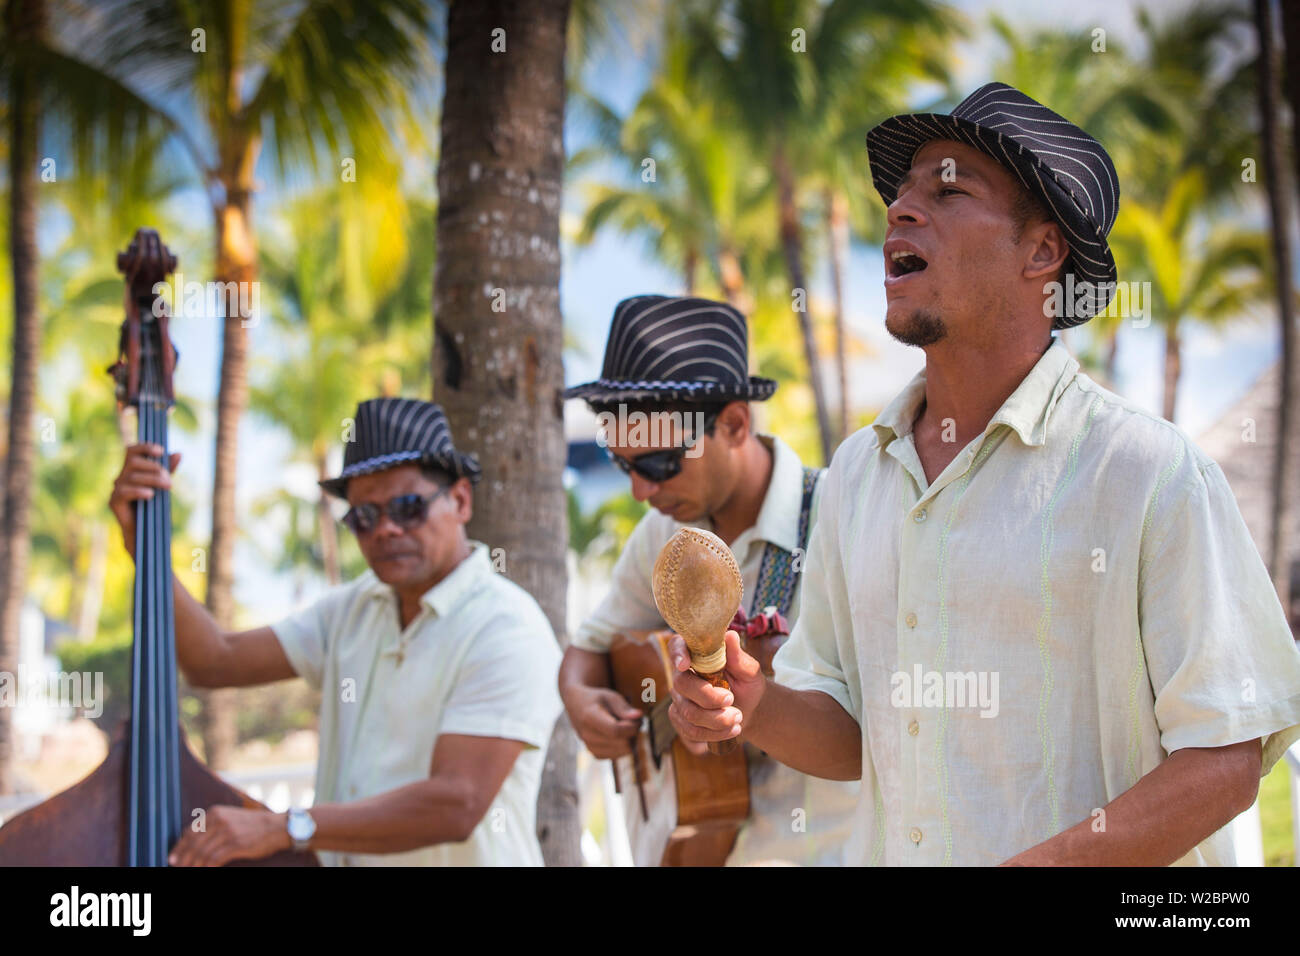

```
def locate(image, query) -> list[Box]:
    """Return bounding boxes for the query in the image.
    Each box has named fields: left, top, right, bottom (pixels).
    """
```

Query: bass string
left=130, top=315, right=181, bottom=866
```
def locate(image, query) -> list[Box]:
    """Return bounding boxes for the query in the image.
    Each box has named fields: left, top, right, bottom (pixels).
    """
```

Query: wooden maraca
left=652, top=527, right=744, bottom=755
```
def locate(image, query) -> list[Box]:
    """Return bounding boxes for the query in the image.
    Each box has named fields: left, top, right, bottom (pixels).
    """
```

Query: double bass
left=0, top=229, right=316, bottom=866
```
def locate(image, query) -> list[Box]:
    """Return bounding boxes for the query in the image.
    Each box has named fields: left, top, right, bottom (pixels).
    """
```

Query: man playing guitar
left=559, top=294, right=858, bottom=865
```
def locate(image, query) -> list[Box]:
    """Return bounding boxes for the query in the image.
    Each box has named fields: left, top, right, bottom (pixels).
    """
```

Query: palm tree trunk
left=0, top=0, right=46, bottom=795
left=717, top=246, right=751, bottom=315
left=1162, top=321, right=1182, bottom=424
left=1255, top=0, right=1297, bottom=623
left=199, top=141, right=259, bottom=771
left=315, top=453, right=341, bottom=586
left=825, top=187, right=851, bottom=440
left=773, top=144, right=833, bottom=462
left=433, top=0, right=579, bottom=865
left=684, top=246, right=698, bottom=296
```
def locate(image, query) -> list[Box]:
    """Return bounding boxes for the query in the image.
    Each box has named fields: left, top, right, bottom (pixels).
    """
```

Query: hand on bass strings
left=109, top=442, right=180, bottom=560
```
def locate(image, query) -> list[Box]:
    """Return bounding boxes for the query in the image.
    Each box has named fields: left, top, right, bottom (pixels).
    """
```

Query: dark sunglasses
left=607, top=412, right=719, bottom=483
left=341, top=489, right=449, bottom=535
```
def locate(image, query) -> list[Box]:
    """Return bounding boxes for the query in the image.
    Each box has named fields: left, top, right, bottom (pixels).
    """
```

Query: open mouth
left=888, top=250, right=929, bottom=277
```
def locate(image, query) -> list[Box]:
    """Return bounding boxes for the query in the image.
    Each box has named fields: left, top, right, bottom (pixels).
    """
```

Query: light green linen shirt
left=774, top=338, right=1300, bottom=866
left=273, top=542, right=562, bottom=866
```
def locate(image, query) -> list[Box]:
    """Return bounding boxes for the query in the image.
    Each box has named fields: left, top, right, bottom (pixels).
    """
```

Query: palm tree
left=1253, top=0, right=1296, bottom=619
left=61, top=0, right=434, bottom=768
left=803, top=17, right=962, bottom=440
left=570, top=33, right=772, bottom=311
left=683, top=0, right=955, bottom=461
left=1110, top=167, right=1272, bottom=422
left=989, top=12, right=1182, bottom=386
left=1123, top=3, right=1260, bottom=422
left=0, top=0, right=45, bottom=793
left=251, top=187, right=433, bottom=585
left=433, top=0, right=577, bottom=867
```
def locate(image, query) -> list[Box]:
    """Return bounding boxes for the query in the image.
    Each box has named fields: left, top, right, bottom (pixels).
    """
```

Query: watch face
left=288, top=810, right=315, bottom=841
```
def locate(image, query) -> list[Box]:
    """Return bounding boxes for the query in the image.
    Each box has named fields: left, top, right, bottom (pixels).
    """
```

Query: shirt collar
left=871, top=338, right=1078, bottom=450
left=748, top=433, right=806, bottom=553
left=420, top=542, right=492, bottom=618
left=362, top=541, right=491, bottom=620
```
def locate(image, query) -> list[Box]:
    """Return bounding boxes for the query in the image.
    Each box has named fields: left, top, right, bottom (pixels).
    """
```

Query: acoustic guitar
left=607, top=630, right=749, bottom=866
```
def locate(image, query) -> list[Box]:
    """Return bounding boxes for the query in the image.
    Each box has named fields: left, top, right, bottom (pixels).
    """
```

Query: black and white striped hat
left=564, top=295, right=777, bottom=404
left=866, top=82, right=1120, bottom=326
left=319, top=397, right=481, bottom=498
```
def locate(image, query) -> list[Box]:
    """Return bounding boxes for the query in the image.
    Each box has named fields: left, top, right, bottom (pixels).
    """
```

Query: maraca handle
left=698, top=669, right=741, bottom=756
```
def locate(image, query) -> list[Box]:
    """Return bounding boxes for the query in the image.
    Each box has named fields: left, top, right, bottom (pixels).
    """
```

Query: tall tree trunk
left=315, top=453, right=340, bottom=586
left=717, top=246, right=751, bottom=315
left=1162, top=321, right=1181, bottom=424
left=0, top=0, right=46, bottom=795
left=199, top=135, right=259, bottom=770
left=433, top=0, right=578, bottom=865
left=683, top=246, right=698, bottom=296
left=825, top=187, right=850, bottom=441
left=1275, top=0, right=1300, bottom=628
left=773, top=144, right=833, bottom=463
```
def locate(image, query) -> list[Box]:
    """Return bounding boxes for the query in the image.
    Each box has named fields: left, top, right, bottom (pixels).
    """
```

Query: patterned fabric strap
left=748, top=467, right=822, bottom=622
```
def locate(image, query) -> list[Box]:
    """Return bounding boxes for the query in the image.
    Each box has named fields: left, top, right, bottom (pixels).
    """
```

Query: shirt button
left=914, top=509, right=927, bottom=523
left=905, top=612, right=917, bottom=628
left=908, top=719, right=919, bottom=736
left=910, top=827, right=923, bottom=845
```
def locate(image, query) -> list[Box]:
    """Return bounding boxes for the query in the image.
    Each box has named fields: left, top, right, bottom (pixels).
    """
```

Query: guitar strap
left=748, top=466, right=822, bottom=619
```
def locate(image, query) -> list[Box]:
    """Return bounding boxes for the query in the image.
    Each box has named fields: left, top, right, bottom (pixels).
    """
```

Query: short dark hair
left=419, top=461, right=455, bottom=487
left=1011, top=185, right=1068, bottom=285
left=1010, top=186, right=1051, bottom=244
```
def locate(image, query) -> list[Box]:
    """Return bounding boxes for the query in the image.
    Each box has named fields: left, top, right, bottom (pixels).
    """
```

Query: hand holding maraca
left=653, top=527, right=765, bottom=754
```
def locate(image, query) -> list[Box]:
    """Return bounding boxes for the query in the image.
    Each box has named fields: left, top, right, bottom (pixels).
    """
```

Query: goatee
left=886, top=309, right=947, bottom=347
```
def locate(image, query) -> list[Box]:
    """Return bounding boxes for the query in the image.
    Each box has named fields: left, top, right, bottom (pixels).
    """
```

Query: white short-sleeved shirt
left=774, top=338, right=1300, bottom=866
left=574, top=434, right=861, bottom=865
left=273, top=542, right=562, bottom=866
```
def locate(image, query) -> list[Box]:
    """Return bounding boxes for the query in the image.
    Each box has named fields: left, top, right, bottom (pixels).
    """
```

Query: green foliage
left=568, top=488, right=647, bottom=569
left=55, top=633, right=133, bottom=732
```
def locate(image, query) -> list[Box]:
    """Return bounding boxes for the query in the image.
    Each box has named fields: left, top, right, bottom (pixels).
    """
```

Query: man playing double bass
left=109, top=397, right=562, bottom=866
left=559, top=294, right=859, bottom=865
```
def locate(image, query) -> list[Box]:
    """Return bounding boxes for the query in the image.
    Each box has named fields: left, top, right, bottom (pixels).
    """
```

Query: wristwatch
left=286, top=808, right=316, bottom=852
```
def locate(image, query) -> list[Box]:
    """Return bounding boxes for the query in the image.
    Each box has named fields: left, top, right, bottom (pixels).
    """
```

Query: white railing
left=0, top=762, right=316, bottom=831
left=218, top=763, right=316, bottom=812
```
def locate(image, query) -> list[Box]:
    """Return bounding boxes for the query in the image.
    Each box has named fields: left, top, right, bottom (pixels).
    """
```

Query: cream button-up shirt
left=574, top=434, right=861, bottom=865
left=774, top=338, right=1300, bottom=866
left=273, top=542, right=562, bottom=866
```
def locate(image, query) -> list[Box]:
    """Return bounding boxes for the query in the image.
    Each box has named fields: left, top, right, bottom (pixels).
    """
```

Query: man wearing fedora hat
left=667, top=83, right=1300, bottom=865
left=108, top=397, right=562, bottom=866
left=559, top=294, right=859, bottom=866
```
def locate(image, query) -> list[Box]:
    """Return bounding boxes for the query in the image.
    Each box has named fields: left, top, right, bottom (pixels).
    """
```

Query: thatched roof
left=1195, top=360, right=1300, bottom=624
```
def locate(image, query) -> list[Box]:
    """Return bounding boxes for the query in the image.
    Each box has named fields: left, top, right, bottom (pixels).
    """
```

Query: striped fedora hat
left=319, top=397, right=481, bottom=498
left=564, top=295, right=777, bottom=404
left=866, top=82, right=1120, bottom=326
